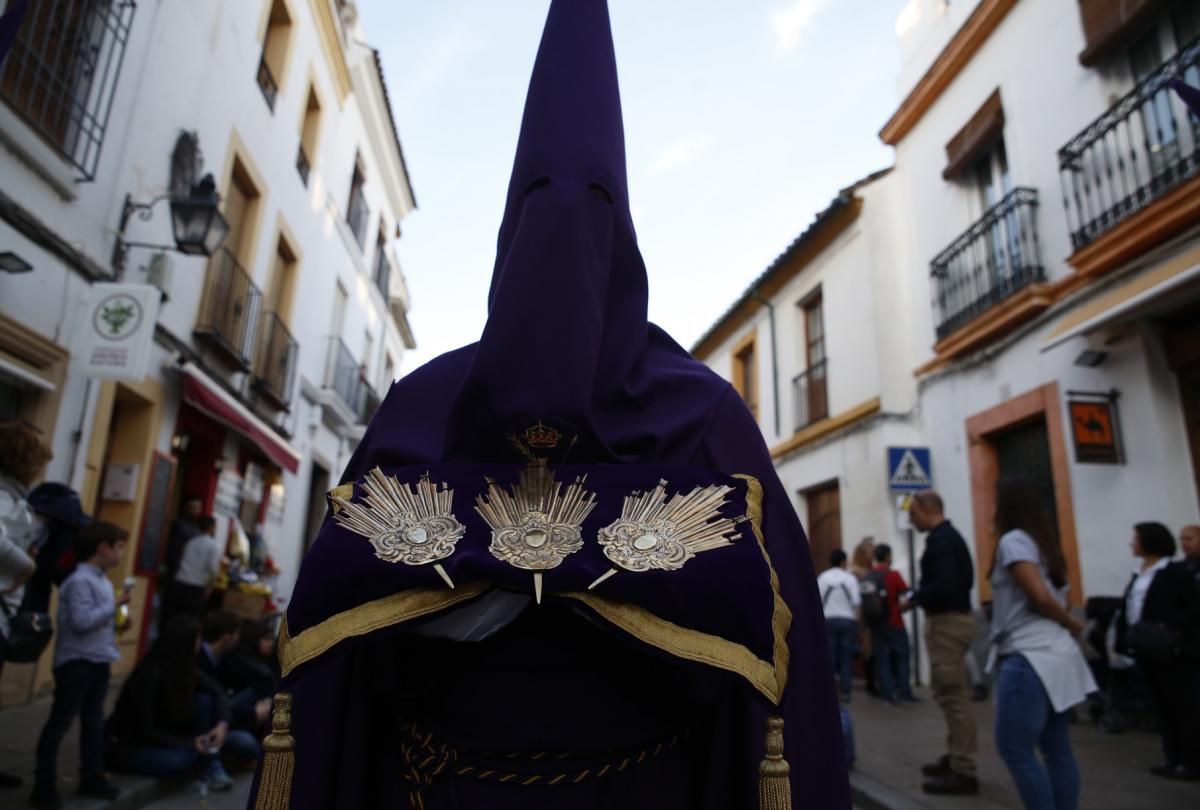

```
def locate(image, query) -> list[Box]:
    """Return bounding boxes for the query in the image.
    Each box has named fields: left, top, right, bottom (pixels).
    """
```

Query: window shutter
left=1076, top=0, right=1173, bottom=66
left=943, top=89, right=1005, bottom=180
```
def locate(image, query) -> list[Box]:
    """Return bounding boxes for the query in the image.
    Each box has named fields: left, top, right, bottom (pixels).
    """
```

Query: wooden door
left=806, top=482, right=842, bottom=573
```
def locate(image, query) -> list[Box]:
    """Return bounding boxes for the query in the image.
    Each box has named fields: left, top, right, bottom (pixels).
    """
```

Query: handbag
left=1126, top=620, right=1179, bottom=663
left=0, top=598, right=52, bottom=663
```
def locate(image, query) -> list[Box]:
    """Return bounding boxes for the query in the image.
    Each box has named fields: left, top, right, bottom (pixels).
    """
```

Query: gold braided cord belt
left=399, top=721, right=691, bottom=808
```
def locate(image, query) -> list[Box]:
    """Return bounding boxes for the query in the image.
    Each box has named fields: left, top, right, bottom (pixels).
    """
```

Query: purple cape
left=250, top=2, right=849, bottom=808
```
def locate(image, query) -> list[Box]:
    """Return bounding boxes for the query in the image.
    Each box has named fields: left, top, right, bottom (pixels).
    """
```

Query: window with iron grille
left=346, top=158, right=369, bottom=248
left=0, top=0, right=135, bottom=180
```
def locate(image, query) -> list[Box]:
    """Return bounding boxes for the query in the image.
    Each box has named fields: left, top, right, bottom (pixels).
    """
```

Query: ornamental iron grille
left=0, top=0, right=135, bottom=180
left=195, top=248, right=264, bottom=370
left=1058, top=35, right=1200, bottom=252
left=930, top=187, right=1044, bottom=341
left=325, top=336, right=365, bottom=416
left=791, top=360, right=828, bottom=433
left=256, top=52, right=278, bottom=111
left=252, top=311, right=297, bottom=409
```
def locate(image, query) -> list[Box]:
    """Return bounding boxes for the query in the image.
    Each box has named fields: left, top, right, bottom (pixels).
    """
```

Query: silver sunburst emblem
left=475, top=462, right=597, bottom=603
left=589, top=480, right=742, bottom=590
left=332, top=467, right=465, bottom=588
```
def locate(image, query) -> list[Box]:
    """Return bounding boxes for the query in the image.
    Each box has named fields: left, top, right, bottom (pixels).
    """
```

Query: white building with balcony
left=884, top=0, right=1200, bottom=607
left=693, top=169, right=927, bottom=582
left=0, top=0, right=417, bottom=702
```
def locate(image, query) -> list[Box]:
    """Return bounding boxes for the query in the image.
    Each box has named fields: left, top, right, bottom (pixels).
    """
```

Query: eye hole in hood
left=524, top=176, right=551, bottom=196
left=588, top=182, right=614, bottom=204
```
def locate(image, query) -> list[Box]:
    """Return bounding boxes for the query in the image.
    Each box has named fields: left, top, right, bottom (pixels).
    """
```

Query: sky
left=358, top=0, right=911, bottom=373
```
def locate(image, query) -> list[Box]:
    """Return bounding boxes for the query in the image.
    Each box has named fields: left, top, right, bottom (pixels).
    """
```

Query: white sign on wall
left=215, top=468, right=244, bottom=518
left=100, top=462, right=139, bottom=502
left=71, top=283, right=160, bottom=380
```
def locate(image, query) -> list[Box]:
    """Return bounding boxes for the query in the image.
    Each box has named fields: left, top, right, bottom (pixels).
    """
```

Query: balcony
left=256, top=53, right=278, bottom=112
left=325, top=337, right=363, bottom=416
left=195, top=249, right=263, bottom=370
left=0, top=0, right=136, bottom=180
left=930, top=188, right=1044, bottom=341
left=1058, top=36, right=1200, bottom=255
left=372, top=248, right=391, bottom=299
left=296, top=144, right=310, bottom=186
left=792, top=361, right=828, bottom=433
left=358, top=375, right=382, bottom=424
left=251, top=312, right=297, bottom=410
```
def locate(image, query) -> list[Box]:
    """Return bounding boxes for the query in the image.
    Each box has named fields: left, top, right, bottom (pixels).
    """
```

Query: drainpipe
left=751, top=291, right=780, bottom=438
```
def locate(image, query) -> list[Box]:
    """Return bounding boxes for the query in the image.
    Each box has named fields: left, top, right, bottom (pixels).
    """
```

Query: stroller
left=1083, top=596, right=1153, bottom=733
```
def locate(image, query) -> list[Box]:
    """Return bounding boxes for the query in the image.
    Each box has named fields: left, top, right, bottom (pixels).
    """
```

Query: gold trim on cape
left=278, top=475, right=790, bottom=705
left=278, top=582, right=489, bottom=677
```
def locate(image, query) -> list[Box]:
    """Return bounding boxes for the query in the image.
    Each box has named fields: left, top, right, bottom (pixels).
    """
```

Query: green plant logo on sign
left=93, top=294, right=144, bottom=341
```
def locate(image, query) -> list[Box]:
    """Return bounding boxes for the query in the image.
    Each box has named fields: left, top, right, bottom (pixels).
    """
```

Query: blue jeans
left=109, top=693, right=260, bottom=778
left=35, top=660, right=110, bottom=786
left=994, top=655, right=1079, bottom=810
left=872, top=624, right=914, bottom=702
left=826, top=618, right=858, bottom=700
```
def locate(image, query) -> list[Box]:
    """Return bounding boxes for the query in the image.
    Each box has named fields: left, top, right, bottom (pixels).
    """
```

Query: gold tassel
left=758, top=715, right=791, bottom=810
left=255, top=692, right=295, bottom=810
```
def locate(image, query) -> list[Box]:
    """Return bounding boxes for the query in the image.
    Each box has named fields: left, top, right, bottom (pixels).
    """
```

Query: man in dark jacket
left=903, top=491, right=978, bottom=795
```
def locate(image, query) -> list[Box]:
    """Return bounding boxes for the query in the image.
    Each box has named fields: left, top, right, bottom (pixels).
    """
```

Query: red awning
left=180, top=363, right=302, bottom=473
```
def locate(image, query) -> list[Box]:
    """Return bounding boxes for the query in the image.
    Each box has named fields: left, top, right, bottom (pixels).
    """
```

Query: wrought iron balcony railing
left=195, top=249, right=264, bottom=370
left=325, top=337, right=364, bottom=415
left=373, top=248, right=391, bottom=299
left=296, top=144, right=310, bottom=186
left=347, top=186, right=369, bottom=248
left=0, top=0, right=135, bottom=179
left=930, top=188, right=1044, bottom=341
left=256, top=53, right=278, bottom=112
left=252, top=312, right=297, bottom=409
left=1058, top=36, right=1200, bottom=251
left=792, top=360, right=828, bottom=433
left=358, top=376, right=381, bottom=425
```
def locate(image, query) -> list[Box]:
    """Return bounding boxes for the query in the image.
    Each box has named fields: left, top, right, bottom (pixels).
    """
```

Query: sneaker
left=921, top=754, right=951, bottom=777
left=28, top=786, right=63, bottom=810
left=922, top=772, right=979, bottom=795
left=77, top=775, right=120, bottom=800
left=203, top=760, right=234, bottom=792
left=899, top=693, right=921, bottom=704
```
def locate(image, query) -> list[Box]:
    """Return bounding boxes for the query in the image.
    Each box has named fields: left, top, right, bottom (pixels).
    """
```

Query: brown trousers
left=925, top=611, right=978, bottom=776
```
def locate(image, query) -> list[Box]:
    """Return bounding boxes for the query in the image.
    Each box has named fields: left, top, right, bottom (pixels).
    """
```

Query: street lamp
left=112, top=173, right=230, bottom=277
left=168, top=175, right=229, bottom=256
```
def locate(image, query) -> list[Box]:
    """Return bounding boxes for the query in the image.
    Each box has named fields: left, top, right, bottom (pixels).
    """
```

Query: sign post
left=887, top=447, right=932, bottom=686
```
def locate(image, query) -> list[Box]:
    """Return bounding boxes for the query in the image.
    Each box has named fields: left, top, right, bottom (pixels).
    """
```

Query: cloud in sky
left=647, top=133, right=715, bottom=176
left=769, top=0, right=833, bottom=52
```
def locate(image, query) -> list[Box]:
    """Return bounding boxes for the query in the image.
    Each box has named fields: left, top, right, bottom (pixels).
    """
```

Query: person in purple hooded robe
left=247, top=2, right=850, bottom=809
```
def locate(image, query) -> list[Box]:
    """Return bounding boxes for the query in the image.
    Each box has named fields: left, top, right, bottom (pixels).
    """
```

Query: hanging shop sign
left=71, top=283, right=161, bottom=380
left=1067, top=390, right=1123, bottom=465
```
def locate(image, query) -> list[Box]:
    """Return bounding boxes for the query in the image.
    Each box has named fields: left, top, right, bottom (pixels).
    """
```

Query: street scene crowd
left=820, top=487, right=1200, bottom=807
left=1, top=420, right=280, bottom=807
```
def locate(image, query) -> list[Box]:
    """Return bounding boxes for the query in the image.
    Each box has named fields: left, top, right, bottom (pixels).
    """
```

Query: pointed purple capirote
left=271, top=1, right=851, bottom=807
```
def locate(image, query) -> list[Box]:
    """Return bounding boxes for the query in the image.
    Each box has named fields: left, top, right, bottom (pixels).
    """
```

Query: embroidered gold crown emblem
left=589, top=481, right=743, bottom=590
left=524, top=420, right=561, bottom=449
left=332, top=468, right=464, bottom=588
left=475, top=462, right=596, bottom=603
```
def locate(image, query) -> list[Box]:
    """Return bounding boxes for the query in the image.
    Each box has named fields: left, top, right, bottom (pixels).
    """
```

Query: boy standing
left=31, top=522, right=129, bottom=809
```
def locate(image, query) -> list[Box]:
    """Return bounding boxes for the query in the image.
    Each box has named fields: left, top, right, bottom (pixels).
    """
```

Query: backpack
left=860, top=569, right=890, bottom=626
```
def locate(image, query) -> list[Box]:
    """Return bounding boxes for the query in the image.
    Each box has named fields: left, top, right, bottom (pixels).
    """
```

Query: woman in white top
left=988, top=477, right=1095, bottom=810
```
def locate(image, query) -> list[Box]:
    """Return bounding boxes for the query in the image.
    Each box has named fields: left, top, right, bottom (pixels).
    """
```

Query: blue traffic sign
left=888, top=447, right=932, bottom=492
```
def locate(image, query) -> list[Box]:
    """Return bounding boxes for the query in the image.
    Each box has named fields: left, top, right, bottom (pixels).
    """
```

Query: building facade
left=887, top=0, right=1199, bottom=606
left=693, top=169, right=927, bottom=583
left=0, top=0, right=417, bottom=703
left=698, top=0, right=1200, bottom=624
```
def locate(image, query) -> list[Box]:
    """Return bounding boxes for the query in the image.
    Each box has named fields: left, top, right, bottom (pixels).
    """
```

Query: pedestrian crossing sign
left=887, top=447, right=932, bottom=492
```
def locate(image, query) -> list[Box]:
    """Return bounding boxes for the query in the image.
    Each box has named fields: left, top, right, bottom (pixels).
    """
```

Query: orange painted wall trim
left=964, top=382, right=1082, bottom=606
left=880, top=0, right=1019, bottom=146
left=770, top=397, right=881, bottom=460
